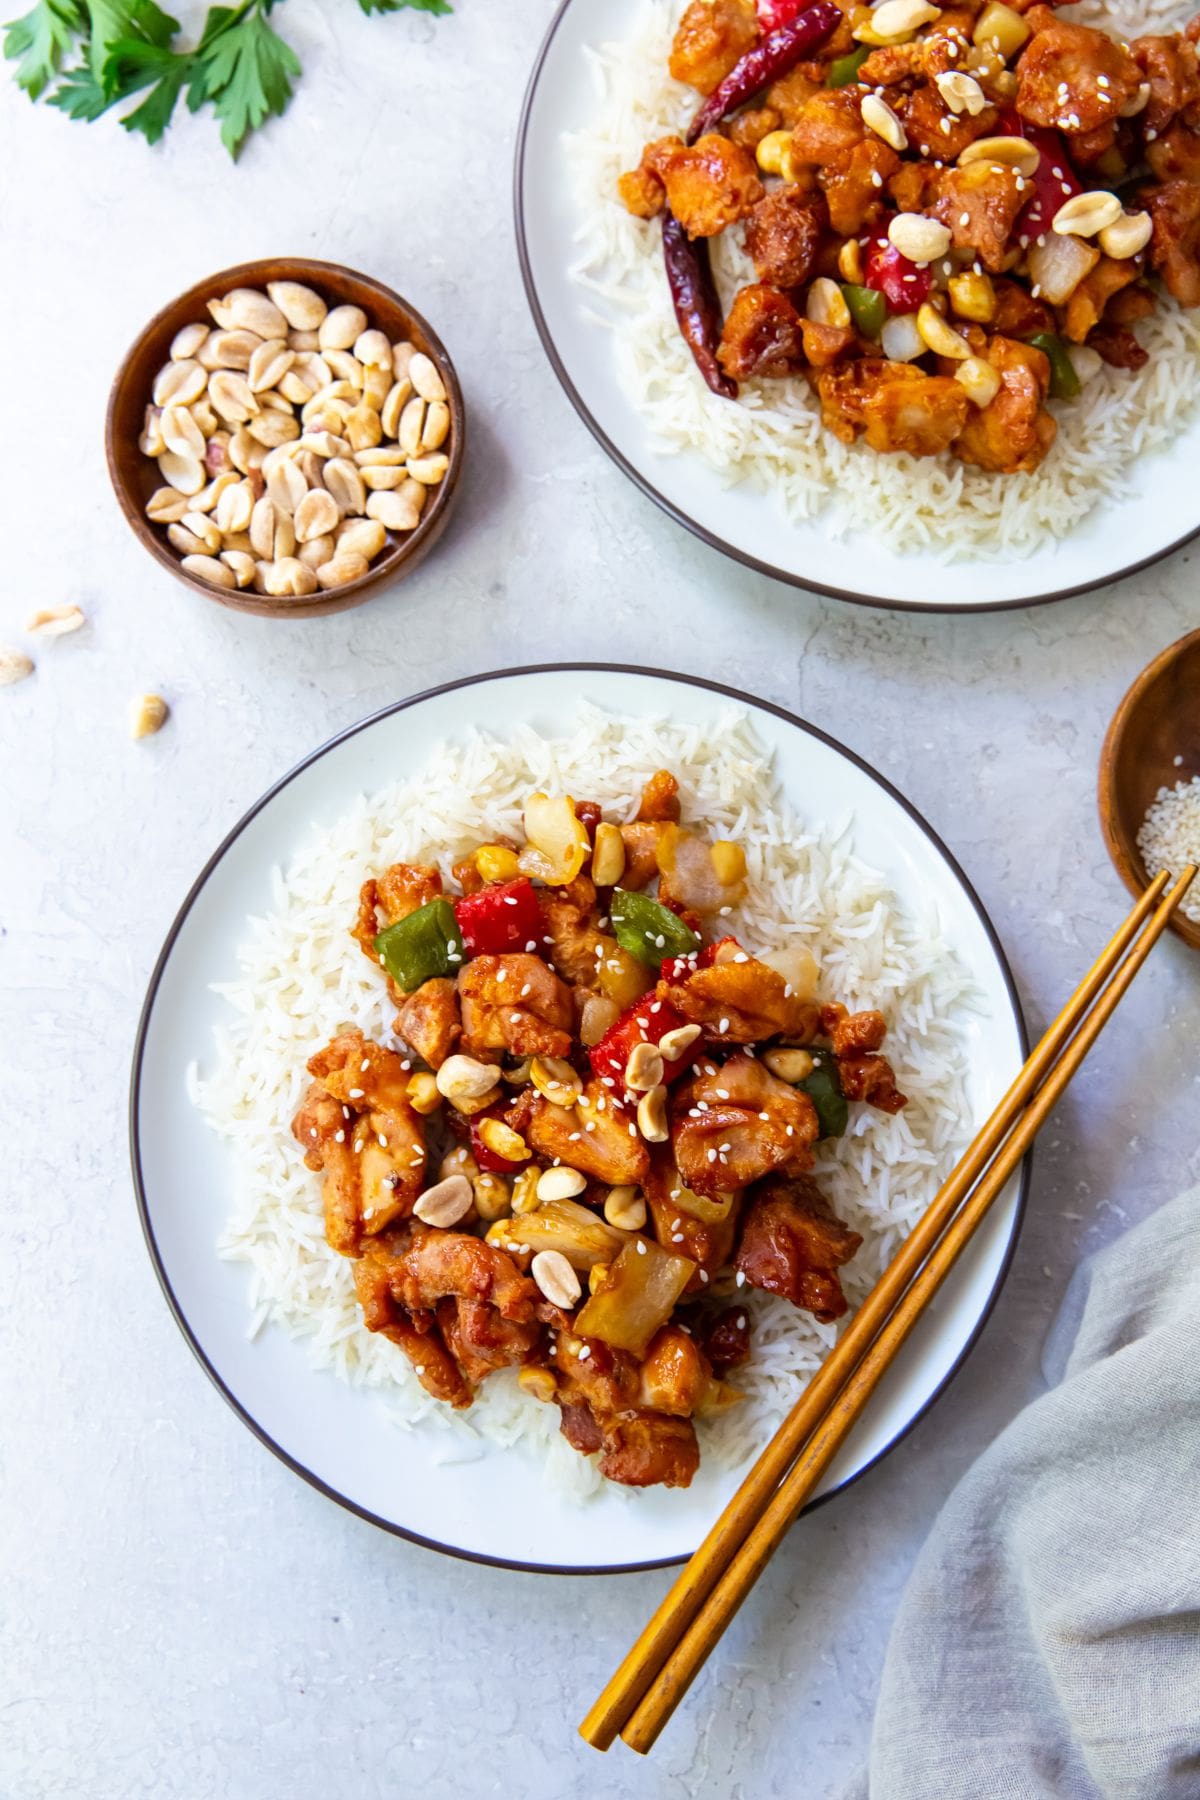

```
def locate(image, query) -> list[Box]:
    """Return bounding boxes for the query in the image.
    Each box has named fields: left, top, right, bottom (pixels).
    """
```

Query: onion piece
left=880, top=312, right=925, bottom=362
left=501, top=1198, right=629, bottom=1269
left=669, top=1182, right=739, bottom=1225
left=758, top=942, right=820, bottom=1001
left=1026, top=232, right=1100, bottom=305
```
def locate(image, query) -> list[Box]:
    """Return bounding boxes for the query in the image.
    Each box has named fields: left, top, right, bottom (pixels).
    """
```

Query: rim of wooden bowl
left=1098, top=626, right=1200, bottom=952
left=104, top=257, right=465, bottom=619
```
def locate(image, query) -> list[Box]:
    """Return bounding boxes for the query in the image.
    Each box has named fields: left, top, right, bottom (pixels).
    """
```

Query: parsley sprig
left=4, top=0, right=450, bottom=156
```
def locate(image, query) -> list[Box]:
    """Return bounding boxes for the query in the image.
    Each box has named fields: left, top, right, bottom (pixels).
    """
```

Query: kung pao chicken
left=292, top=773, right=906, bottom=1489
left=617, top=0, right=1200, bottom=471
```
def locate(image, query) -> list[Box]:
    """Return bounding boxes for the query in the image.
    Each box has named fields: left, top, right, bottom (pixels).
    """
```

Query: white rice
left=194, top=708, right=981, bottom=1500
left=563, top=0, right=1200, bottom=559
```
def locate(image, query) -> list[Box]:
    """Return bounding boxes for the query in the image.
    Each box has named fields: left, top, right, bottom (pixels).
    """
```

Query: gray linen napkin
left=844, top=1185, right=1200, bottom=1800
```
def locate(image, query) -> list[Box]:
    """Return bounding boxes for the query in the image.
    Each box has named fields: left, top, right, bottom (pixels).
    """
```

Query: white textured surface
left=2, top=3, right=1198, bottom=1794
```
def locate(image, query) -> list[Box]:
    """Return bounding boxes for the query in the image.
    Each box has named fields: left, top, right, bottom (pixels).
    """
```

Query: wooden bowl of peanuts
left=105, top=258, right=464, bottom=617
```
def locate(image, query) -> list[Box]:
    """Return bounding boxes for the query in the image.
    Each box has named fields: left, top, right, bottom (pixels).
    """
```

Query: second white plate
left=515, top=0, right=1200, bottom=611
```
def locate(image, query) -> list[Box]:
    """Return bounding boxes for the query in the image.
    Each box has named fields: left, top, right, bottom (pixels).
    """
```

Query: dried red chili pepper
left=662, top=213, right=737, bottom=399
left=686, top=3, right=842, bottom=143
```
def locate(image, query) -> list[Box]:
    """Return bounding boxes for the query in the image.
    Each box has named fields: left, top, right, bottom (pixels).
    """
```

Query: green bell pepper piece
left=610, top=888, right=701, bottom=970
left=1026, top=332, right=1080, bottom=400
left=841, top=282, right=886, bottom=338
left=375, top=898, right=464, bottom=992
left=826, top=45, right=869, bottom=87
left=798, top=1052, right=849, bottom=1139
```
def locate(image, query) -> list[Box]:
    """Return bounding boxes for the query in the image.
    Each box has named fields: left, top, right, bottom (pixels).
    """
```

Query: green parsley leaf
left=188, top=0, right=300, bottom=158
left=3, top=0, right=85, bottom=98
left=105, top=33, right=190, bottom=139
left=357, top=0, right=452, bottom=13
left=47, top=54, right=109, bottom=114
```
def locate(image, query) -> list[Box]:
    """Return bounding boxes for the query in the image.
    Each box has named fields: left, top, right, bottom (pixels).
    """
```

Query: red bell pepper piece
left=756, top=0, right=806, bottom=29
left=864, top=235, right=933, bottom=314
left=469, top=1105, right=527, bottom=1173
left=453, top=879, right=544, bottom=958
left=996, top=109, right=1082, bottom=240
left=589, top=996, right=695, bottom=1086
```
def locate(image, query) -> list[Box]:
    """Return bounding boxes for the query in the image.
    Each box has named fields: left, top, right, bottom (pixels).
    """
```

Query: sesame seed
left=335, top=1130, right=345, bottom=1143
left=348, top=1087, right=364, bottom=1098
left=354, top=1139, right=364, bottom=1153
left=525, top=939, right=537, bottom=952
left=578, top=1345, right=591, bottom=1360
left=735, top=1270, right=746, bottom=1287
left=736, top=1316, right=746, bottom=1330
left=503, top=895, right=518, bottom=906
left=671, top=1232, right=684, bottom=1243
left=707, top=1148, right=718, bottom=1163
left=637, top=1240, right=647, bottom=1255
left=378, top=1134, right=387, bottom=1148
left=718, top=1017, right=730, bottom=1033
left=415, top=1364, right=426, bottom=1375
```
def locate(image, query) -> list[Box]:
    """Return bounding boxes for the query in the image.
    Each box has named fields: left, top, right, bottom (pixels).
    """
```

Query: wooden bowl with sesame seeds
left=105, top=257, right=465, bottom=619
left=1099, top=628, right=1200, bottom=952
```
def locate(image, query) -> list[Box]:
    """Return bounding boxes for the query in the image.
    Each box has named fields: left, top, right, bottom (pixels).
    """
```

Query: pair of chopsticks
left=581, top=863, right=1197, bottom=1757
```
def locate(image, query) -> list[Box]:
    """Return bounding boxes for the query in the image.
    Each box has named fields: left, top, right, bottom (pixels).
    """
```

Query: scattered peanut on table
left=140, top=282, right=452, bottom=598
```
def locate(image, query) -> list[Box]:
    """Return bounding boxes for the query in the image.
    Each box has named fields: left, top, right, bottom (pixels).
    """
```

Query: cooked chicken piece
left=355, top=1253, right=475, bottom=1406
left=836, top=1051, right=908, bottom=1112
left=801, top=319, right=858, bottom=368
left=1087, top=323, right=1149, bottom=370
left=1142, top=178, right=1200, bottom=306
left=815, top=357, right=910, bottom=443
left=932, top=161, right=1025, bottom=271
left=671, top=1053, right=819, bottom=1199
left=698, top=1305, right=752, bottom=1375
left=659, top=947, right=820, bottom=1043
left=643, top=1147, right=742, bottom=1287
left=558, top=1399, right=605, bottom=1454
left=527, top=1077, right=650, bottom=1186
left=1107, top=285, right=1156, bottom=326
left=790, top=88, right=868, bottom=166
left=990, top=277, right=1054, bottom=340
left=766, top=63, right=825, bottom=126
left=1063, top=255, right=1141, bottom=343
left=450, top=852, right=484, bottom=896
left=351, top=861, right=443, bottom=960
left=294, top=1031, right=429, bottom=1251
left=353, top=1228, right=540, bottom=1404
left=887, top=160, right=942, bottom=215
left=1146, top=121, right=1200, bottom=184
left=637, top=1325, right=716, bottom=1417
left=822, top=1004, right=887, bottom=1057
left=618, top=163, right=668, bottom=219
left=734, top=1175, right=862, bottom=1321
left=1015, top=9, right=1141, bottom=134
left=384, top=1226, right=539, bottom=1322
left=955, top=335, right=1055, bottom=475
left=618, top=821, right=662, bottom=890
left=900, top=84, right=998, bottom=160
left=658, top=134, right=764, bottom=239
left=821, top=1003, right=907, bottom=1110
left=394, top=976, right=460, bottom=1070
left=555, top=1332, right=640, bottom=1413
left=438, top=1294, right=543, bottom=1385
left=728, top=104, right=784, bottom=150
left=293, top=1085, right=363, bottom=1254
left=858, top=42, right=920, bottom=86
left=860, top=369, right=970, bottom=457
left=597, top=1412, right=701, bottom=1488
left=537, top=889, right=607, bottom=987
left=745, top=185, right=827, bottom=287
left=669, top=0, right=758, bottom=95
left=1132, top=32, right=1200, bottom=136
left=821, top=138, right=899, bottom=234
left=637, top=769, right=682, bottom=823
left=717, top=283, right=805, bottom=380
left=457, top=953, right=574, bottom=1060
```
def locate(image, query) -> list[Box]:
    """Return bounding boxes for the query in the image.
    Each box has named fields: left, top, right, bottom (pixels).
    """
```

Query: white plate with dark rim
left=131, top=664, right=1028, bottom=1573
left=514, top=0, right=1200, bottom=613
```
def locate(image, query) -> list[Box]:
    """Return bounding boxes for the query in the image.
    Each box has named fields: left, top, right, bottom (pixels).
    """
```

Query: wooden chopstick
left=581, top=865, right=1195, bottom=1756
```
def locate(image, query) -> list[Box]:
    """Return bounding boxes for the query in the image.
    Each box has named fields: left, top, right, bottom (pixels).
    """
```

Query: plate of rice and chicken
left=131, top=666, right=1028, bottom=1571
left=515, top=0, right=1200, bottom=608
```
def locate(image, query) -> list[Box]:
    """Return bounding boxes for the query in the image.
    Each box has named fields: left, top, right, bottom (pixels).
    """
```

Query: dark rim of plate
left=129, top=664, right=1031, bottom=1575
left=512, top=0, right=1200, bottom=615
